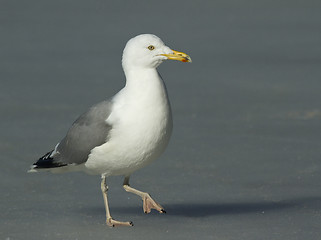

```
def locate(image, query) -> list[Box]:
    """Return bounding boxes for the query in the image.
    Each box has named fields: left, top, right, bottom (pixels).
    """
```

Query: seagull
left=29, top=34, right=191, bottom=227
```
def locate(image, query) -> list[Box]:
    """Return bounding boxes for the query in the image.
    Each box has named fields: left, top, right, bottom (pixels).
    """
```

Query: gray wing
left=53, top=100, right=113, bottom=165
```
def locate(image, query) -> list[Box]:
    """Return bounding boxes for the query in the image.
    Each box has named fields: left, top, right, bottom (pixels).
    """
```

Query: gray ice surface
left=1, top=1, right=321, bottom=239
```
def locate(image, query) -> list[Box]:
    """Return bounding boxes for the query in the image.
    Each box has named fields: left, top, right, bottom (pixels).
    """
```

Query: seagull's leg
left=100, top=175, right=133, bottom=227
left=123, top=176, right=166, bottom=214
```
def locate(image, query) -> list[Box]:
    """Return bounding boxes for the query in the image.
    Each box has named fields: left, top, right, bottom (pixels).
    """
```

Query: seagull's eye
left=147, top=45, right=155, bottom=51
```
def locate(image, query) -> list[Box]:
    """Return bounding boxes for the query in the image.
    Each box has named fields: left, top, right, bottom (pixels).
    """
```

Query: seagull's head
left=122, top=34, right=191, bottom=71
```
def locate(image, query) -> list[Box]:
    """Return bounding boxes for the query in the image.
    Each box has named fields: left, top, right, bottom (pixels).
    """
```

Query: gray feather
left=53, top=100, right=113, bottom=165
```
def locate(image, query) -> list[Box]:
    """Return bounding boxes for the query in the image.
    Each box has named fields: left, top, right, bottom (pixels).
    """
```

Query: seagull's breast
left=85, top=70, right=172, bottom=176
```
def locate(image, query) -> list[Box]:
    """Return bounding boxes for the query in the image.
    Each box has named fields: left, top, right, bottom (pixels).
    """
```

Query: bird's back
left=31, top=100, right=113, bottom=171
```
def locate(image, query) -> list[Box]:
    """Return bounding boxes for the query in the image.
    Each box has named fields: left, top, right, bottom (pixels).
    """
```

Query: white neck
left=110, top=66, right=172, bottom=133
left=120, top=67, right=169, bottom=106
left=124, top=67, right=159, bottom=90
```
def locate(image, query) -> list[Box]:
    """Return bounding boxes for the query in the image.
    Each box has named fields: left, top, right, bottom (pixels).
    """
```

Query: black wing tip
left=39, top=150, right=54, bottom=161
left=33, top=150, right=67, bottom=169
left=32, top=163, right=68, bottom=169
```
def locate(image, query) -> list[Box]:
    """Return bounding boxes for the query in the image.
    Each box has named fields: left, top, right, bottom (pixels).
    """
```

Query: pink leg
left=101, top=175, right=133, bottom=227
left=123, top=176, right=166, bottom=214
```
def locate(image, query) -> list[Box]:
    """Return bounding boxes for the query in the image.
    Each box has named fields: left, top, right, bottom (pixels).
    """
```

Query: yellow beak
left=161, top=50, right=192, bottom=63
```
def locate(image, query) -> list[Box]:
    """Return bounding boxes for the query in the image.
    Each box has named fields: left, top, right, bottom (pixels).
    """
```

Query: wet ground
left=1, top=0, right=321, bottom=239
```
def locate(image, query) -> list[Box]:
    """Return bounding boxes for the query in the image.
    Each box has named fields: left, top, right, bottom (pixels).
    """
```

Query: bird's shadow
left=81, top=196, right=321, bottom=218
